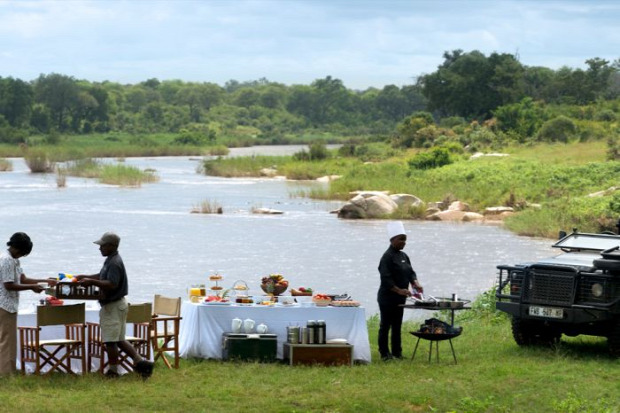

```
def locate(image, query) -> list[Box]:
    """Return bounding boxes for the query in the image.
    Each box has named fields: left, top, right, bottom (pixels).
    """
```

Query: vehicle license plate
left=529, top=306, right=564, bottom=319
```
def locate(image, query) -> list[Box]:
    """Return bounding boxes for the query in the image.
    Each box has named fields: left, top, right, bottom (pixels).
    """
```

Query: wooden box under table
left=283, top=343, right=353, bottom=366
left=221, top=333, right=278, bottom=362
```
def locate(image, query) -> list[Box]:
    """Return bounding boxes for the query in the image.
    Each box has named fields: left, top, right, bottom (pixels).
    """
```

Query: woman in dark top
left=377, top=221, right=423, bottom=361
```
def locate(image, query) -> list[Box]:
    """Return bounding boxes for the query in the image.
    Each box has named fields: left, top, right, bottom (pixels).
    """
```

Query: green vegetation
left=62, top=158, right=159, bottom=187
left=1, top=293, right=617, bottom=413
left=0, top=157, right=12, bottom=171
left=1, top=50, right=619, bottom=236
left=190, top=199, right=223, bottom=214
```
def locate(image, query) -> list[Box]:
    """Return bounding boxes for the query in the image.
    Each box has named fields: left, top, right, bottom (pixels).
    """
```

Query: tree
left=0, top=77, right=33, bottom=127
left=418, top=50, right=525, bottom=119
left=33, top=73, right=79, bottom=131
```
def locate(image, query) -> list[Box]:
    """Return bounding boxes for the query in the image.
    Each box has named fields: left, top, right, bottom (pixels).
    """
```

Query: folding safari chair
left=19, top=303, right=86, bottom=375
left=151, top=295, right=182, bottom=369
left=87, top=302, right=152, bottom=374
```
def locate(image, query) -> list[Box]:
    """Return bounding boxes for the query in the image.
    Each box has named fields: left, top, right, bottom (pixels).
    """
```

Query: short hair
left=7, top=232, right=33, bottom=256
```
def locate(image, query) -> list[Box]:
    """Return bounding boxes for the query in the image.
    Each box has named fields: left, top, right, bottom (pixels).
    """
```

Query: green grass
left=1, top=308, right=618, bottom=413
left=0, top=157, right=12, bottom=171
left=202, top=141, right=620, bottom=237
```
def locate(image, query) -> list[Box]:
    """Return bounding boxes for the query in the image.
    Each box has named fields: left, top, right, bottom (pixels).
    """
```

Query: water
left=1, top=147, right=555, bottom=317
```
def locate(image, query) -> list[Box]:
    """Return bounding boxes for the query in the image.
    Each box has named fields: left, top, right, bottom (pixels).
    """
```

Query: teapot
left=243, top=318, right=255, bottom=333
left=256, top=323, right=268, bottom=334
left=231, top=317, right=242, bottom=333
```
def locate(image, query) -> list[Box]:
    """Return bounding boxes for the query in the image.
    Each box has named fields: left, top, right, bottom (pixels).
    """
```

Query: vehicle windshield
left=553, top=233, right=620, bottom=251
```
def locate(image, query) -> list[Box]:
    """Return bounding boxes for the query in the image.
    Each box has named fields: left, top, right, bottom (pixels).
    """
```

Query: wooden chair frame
left=18, top=303, right=86, bottom=375
left=87, top=302, right=152, bottom=374
left=151, top=295, right=182, bottom=369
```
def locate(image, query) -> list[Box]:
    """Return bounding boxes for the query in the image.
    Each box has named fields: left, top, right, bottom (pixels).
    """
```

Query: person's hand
left=32, top=284, right=45, bottom=293
left=47, top=278, right=58, bottom=286
left=399, top=288, right=411, bottom=297
left=79, top=278, right=94, bottom=287
left=74, top=275, right=86, bottom=281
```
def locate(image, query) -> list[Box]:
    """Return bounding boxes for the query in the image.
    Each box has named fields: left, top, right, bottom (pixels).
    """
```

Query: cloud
left=0, top=0, right=618, bottom=89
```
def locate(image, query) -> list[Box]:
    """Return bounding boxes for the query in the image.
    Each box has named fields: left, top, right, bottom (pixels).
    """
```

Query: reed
left=99, top=164, right=159, bottom=187
left=190, top=199, right=223, bottom=214
left=0, top=158, right=12, bottom=171
left=55, top=167, right=67, bottom=188
left=24, top=149, right=54, bottom=173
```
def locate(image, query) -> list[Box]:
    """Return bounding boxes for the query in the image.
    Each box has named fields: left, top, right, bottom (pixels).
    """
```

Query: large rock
left=390, top=194, right=423, bottom=210
left=316, top=175, right=341, bottom=183
left=427, top=210, right=467, bottom=221
left=338, top=192, right=398, bottom=219
left=448, top=201, right=470, bottom=212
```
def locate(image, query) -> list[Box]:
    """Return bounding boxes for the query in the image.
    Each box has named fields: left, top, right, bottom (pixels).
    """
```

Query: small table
left=401, top=304, right=470, bottom=364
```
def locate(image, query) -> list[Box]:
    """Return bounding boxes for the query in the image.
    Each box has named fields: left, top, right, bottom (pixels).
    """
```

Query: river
left=1, top=146, right=555, bottom=318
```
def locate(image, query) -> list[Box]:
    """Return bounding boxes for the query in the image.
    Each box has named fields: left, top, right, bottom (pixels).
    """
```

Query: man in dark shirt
left=377, top=222, right=423, bottom=361
left=77, top=232, right=153, bottom=378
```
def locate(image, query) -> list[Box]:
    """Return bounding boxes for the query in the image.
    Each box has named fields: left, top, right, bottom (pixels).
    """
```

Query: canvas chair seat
left=18, top=303, right=86, bottom=375
left=87, top=302, right=152, bottom=374
left=151, top=295, right=182, bottom=369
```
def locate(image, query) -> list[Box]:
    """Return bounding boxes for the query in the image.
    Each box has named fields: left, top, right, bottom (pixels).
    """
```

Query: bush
left=536, top=116, right=577, bottom=142
left=0, top=158, right=12, bottom=171
left=24, top=149, right=54, bottom=173
left=408, top=146, right=453, bottom=170
left=593, top=108, right=617, bottom=122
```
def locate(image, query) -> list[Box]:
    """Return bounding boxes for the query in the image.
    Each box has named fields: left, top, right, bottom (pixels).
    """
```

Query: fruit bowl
left=312, top=294, right=332, bottom=307
left=260, top=283, right=288, bottom=296
left=260, top=273, right=288, bottom=296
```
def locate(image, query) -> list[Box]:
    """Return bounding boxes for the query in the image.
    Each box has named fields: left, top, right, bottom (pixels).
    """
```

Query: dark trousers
left=378, top=303, right=404, bottom=357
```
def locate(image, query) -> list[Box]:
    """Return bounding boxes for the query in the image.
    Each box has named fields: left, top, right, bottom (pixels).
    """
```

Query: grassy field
left=1, top=304, right=618, bottom=413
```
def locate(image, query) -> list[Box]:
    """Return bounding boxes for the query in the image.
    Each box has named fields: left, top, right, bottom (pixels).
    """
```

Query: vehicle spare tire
left=593, top=258, right=620, bottom=272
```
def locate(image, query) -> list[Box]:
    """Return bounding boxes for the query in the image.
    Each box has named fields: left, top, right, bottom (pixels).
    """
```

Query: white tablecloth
left=179, top=302, right=371, bottom=363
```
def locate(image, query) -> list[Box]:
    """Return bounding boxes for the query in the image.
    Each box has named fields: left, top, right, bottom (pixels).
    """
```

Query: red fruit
left=299, top=287, right=306, bottom=292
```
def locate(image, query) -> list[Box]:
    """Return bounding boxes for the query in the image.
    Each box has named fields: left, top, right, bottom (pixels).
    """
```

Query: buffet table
left=179, top=302, right=371, bottom=363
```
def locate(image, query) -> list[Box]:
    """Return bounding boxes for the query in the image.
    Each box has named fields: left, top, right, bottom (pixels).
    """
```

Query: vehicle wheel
left=609, top=319, right=620, bottom=358
left=511, top=317, right=560, bottom=347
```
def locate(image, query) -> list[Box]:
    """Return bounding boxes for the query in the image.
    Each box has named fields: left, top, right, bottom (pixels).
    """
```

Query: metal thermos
left=306, top=320, right=316, bottom=344
left=301, top=327, right=309, bottom=344
left=287, top=326, right=300, bottom=344
left=317, top=320, right=326, bottom=344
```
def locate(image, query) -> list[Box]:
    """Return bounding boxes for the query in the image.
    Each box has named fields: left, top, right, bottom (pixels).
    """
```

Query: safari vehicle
left=496, top=227, right=620, bottom=357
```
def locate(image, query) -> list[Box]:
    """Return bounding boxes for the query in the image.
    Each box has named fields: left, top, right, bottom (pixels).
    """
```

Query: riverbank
left=200, top=140, right=620, bottom=238
left=2, top=306, right=617, bottom=413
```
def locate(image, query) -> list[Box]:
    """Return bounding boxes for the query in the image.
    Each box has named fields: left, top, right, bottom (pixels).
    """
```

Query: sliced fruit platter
left=203, top=295, right=230, bottom=305
left=290, top=287, right=313, bottom=296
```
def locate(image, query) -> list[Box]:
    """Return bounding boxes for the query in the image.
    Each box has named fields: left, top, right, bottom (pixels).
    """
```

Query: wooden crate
left=283, top=343, right=353, bottom=366
left=46, top=284, right=102, bottom=300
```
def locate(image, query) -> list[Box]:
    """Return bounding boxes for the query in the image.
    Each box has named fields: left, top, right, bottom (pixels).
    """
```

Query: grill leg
left=449, top=339, right=457, bottom=364
left=410, top=337, right=421, bottom=362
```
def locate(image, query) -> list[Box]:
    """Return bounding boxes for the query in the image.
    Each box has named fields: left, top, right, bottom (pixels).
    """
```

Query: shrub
left=593, top=108, right=617, bottom=122
left=536, top=116, right=577, bottom=142
left=408, top=146, right=453, bottom=170
left=24, top=149, right=54, bottom=173
left=0, top=158, right=12, bottom=171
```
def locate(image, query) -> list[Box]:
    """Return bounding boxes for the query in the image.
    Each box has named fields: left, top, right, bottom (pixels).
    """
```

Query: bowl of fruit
left=312, top=293, right=332, bottom=307
left=260, top=273, right=289, bottom=296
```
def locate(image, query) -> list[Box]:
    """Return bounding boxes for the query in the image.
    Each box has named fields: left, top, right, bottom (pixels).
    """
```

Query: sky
left=0, top=0, right=618, bottom=90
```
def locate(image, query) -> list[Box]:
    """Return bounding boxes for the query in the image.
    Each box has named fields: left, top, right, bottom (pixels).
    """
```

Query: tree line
left=0, top=49, right=618, bottom=146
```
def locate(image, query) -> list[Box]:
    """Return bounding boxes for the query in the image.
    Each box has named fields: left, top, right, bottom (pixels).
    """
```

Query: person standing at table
left=75, top=232, right=154, bottom=378
left=377, top=221, right=423, bottom=361
left=0, top=232, right=46, bottom=375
